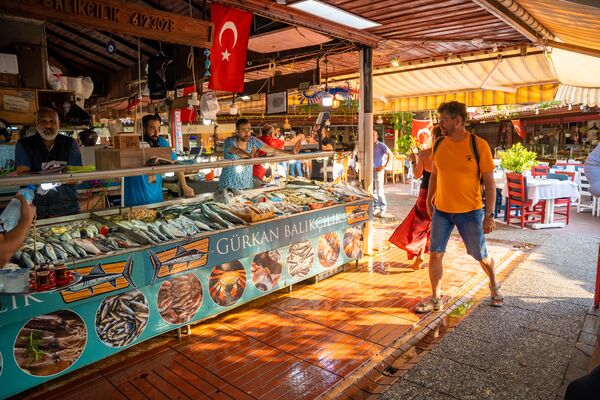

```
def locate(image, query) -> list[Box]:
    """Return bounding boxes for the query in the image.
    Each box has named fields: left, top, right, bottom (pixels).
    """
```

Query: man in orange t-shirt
left=416, top=101, right=503, bottom=313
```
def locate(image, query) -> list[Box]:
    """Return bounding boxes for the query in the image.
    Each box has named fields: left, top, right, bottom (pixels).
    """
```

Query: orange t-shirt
left=432, top=133, right=494, bottom=213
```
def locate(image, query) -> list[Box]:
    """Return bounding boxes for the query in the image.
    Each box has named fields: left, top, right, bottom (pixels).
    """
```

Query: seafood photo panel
left=157, top=273, right=203, bottom=325
left=95, top=290, right=149, bottom=348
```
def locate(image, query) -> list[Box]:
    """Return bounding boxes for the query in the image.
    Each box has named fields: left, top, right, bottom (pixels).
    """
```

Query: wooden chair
left=548, top=173, right=572, bottom=224
left=577, top=171, right=598, bottom=216
left=531, top=165, right=549, bottom=178
left=505, top=173, right=546, bottom=228
left=555, top=171, right=576, bottom=182
left=391, top=154, right=406, bottom=183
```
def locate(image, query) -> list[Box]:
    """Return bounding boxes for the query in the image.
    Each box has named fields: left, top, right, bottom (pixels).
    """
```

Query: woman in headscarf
left=389, top=125, right=442, bottom=270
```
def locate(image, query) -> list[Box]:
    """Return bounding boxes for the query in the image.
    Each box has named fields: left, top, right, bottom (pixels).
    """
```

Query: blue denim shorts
left=429, top=208, right=488, bottom=261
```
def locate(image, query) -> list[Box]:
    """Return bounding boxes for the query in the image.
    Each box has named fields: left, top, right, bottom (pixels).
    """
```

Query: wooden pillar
left=360, top=46, right=374, bottom=255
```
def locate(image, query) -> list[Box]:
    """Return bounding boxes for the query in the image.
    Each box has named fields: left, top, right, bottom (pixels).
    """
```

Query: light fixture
left=391, top=58, right=400, bottom=67
left=376, top=115, right=384, bottom=124
left=229, top=94, right=238, bottom=115
left=320, top=56, right=333, bottom=108
left=332, top=98, right=340, bottom=109
left=240, top=95, right=251, bottom=101
left=290, top=0, right=381, bottom=30
left=203, top=118, right=212, bottom=125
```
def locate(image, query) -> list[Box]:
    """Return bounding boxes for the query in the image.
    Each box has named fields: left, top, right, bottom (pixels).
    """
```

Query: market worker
left=0, top=194, right=36, bottom=268
left=15, top=107, right=82, bottom=217
left=220, top=119, right=301, bottom=190
left=253, top=124, right=306, bottom=186
left=124, top=114, right=194, bottom=206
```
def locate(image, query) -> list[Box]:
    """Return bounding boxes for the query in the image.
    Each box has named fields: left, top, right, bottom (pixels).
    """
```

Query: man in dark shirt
left=15, top=107, right=82, bottom=217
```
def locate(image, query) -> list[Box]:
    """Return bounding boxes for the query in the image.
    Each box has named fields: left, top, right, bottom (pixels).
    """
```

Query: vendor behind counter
left=124, top=114, right=195, bottom=207
left=15, top=107, right=82, bottom=218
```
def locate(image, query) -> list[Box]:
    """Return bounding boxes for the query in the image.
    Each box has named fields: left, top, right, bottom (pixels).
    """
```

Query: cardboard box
left=113, top=134, right=140, bottom=150
left=95, top=147, right=172, bottom=170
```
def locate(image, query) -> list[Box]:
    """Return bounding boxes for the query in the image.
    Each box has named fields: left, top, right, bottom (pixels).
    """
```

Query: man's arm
left=0, top=195, right=35, bottom=268
left=426, top=163, right=438, bottom=217
left=176, top=171, right=194, bottom=198
left=228, top=146, right=253, bottom=159
left=262, top=142, right=302, bottom=156
left=481, top=171, right=496, bottom=234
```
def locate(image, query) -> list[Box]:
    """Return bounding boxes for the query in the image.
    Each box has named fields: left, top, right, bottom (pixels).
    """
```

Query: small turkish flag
left=411, top=120, right=433, bottom=144
left=209, top=4, right=252, bottom=93
left=511, top=119, right=526, bottom=138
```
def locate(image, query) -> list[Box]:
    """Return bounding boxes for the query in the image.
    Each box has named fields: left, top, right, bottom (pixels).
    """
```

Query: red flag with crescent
left=209, top=4, right=252, bottom=93
left=511, top=119, right=526, bottom=138
left=411, top=120, right=433, bottom=144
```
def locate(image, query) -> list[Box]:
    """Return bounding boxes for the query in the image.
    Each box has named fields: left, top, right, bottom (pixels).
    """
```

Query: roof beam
left=470, top=0, right=554, bottom=42
left=547, top=40, right=600, bottom=59
left=211, top=0, right=381, bottom=47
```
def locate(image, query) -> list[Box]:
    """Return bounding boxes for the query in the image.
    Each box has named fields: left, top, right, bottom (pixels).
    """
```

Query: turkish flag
left=209, top=4, right=252, bottom=93
left=411, top=120, right=433, bottom=144
left=511, top=119, right=526, bottom=138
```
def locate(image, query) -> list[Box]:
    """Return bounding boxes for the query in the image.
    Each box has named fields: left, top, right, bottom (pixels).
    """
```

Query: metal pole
left=361, top=46, right=374, bottom=255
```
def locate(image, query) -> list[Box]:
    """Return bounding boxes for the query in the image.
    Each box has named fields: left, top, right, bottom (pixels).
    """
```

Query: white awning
left=367, top=53, right=557, bottom=100
left=554, top=84, right=600, bottom=107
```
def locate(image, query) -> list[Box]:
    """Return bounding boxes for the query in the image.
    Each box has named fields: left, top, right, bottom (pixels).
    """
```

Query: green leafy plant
left=498, top=143, right=538, bottom=173
left=391, top=112, right=414, bottom=155
left=25, top=330, right=44, bottom=361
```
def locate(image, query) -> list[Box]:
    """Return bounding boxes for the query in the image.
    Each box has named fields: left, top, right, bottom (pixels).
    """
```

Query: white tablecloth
left=502, top=179, right=579, bottom=204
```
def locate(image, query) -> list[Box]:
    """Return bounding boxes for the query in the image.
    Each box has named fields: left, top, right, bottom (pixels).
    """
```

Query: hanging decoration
left=204, top=49, right=211, bottom=78
left=298, top=82, right=356, bottom=106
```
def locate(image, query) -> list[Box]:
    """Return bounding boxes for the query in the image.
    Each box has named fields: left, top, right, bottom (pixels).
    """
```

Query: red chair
left=553, top=171, right=575, bottom=224
left=505, top=173, right=546, bottom=228
left=555, top=171, right=576, bottom=181
left=531, top=165, right=549, bottom=177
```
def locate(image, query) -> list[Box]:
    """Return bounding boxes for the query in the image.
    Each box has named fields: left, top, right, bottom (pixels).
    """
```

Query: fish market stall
left=0, top=156, right=371, bottom=398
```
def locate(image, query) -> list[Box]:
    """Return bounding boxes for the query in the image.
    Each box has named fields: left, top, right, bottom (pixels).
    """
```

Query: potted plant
left=392, top=112, right=414, bottom=155
left=498, top=143, right=538, bottom=173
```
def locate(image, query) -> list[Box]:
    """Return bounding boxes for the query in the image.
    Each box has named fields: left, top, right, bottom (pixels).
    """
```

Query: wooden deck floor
left=18, top=237, right=515, bottom=400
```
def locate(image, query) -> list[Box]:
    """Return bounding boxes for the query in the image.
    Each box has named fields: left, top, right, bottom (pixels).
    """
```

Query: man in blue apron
left=15, top=107, right=82, bottom=218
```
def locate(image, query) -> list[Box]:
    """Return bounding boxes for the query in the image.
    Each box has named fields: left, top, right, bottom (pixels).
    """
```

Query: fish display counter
left=0, top=181, right=372, bottom=398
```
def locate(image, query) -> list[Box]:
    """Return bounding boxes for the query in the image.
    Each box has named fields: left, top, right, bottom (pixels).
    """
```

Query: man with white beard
left=15, top=107, right=82, bottom=217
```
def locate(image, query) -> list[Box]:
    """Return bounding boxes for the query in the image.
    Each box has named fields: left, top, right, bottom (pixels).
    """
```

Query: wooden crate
left=113, top=134, right=139, bottom=149
left=95, top=148, right=172, bottom=170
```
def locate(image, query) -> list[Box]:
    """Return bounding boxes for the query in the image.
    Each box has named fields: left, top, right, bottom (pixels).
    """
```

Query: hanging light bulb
left=332, top=98, right=340, bottom=109
left=391, top=58, right=400, bottom=67
left=229, top=104, right=238, bottom=115
left=320, top=55, right=333, bottom=108
left=376, top=115, right=384, bottom=124
left=321, top=92, right=334, bottom=107
left=203, top=118, right=211, bottom=125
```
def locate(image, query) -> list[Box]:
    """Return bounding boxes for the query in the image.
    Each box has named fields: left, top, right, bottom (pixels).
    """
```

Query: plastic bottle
left=1, top=185, right=35, bottom=232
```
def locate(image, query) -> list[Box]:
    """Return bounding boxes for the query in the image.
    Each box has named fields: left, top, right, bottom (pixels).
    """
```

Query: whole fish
left=20, top=252, right=34, bottom=269
left=132, top=228, right=158, bottom=245
left=169, top=218, right=196, bottom=236
left=70, top=239, right=103, bottom=255
left=50, top=244, right=68, bottom=261
left=108, top=232, right=142, bottom=247
left=147, top=223, right=168, bottom=241
left=43, top=244, right=58, bottom=262
left=64, top=256, right=135, bottom=294
left=188, top=212, right=222, bottom=230
left=200, top=203, right=233, bottom=228
left=164, top=220, right=187, bottom=238
left=89, top=238, right=113, bottom=253
left=72, top=245, right=88, bottom=258
left=156, top=222, right=177, bottom=240
left=61, top=242, right=80, bottom=258
left=59, top=232, right=73, bottom=242
left=206, top=204, right=246, bottom=225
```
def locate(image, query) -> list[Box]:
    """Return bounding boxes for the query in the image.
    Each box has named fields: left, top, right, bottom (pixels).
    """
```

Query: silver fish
left=43, top=244, right=58, bottom=262
left=20, top=252, right=34, bottom=269
left=70, top=239, right=103, bottom=255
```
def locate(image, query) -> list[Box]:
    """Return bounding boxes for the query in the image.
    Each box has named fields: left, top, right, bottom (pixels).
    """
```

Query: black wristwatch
left=486, top=212, right=494, bottom=218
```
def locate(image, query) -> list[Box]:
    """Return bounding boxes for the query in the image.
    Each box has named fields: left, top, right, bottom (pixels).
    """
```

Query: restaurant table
left=501, top=178, right=580, bottom=229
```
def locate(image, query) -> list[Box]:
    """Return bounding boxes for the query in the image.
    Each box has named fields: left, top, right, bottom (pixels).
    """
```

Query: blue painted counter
left=0, top=199, right=371, bottom=398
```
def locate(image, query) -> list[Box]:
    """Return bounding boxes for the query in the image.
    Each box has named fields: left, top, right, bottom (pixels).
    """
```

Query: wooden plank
left=175, top=355, right=257, bottom=400
left=0, top=0, right=213, bottom=48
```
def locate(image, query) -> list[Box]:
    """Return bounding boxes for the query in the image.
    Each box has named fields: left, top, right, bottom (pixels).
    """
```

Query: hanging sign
left=172, top=109, right=183, bottom=153
left=0, top=0, right=213, bottom=48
